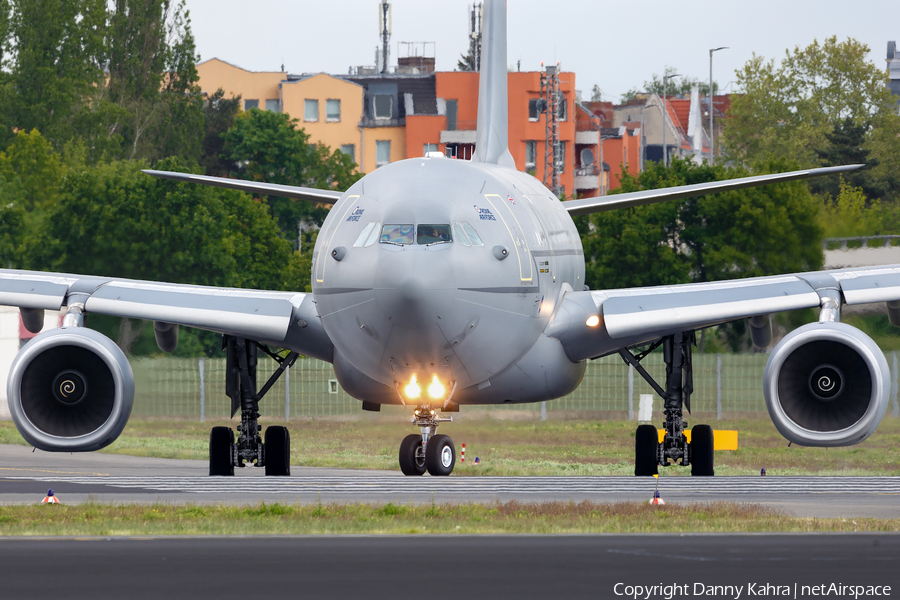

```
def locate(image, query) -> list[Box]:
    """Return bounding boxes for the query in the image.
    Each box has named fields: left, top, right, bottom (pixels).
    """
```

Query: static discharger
left=41, top=489, right=59, bottom=504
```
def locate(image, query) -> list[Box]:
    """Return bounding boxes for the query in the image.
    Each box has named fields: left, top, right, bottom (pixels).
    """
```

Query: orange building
left=196, top=58, right=585, bottom=196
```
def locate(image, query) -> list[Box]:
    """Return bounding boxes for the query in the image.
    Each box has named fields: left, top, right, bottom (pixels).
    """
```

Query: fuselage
left=311, top=156, right=586, bottom=406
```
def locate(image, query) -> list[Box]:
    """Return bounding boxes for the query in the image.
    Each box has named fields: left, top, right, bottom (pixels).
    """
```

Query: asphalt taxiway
left=0, top=445, right=898, bottom=518
left=1, top=534, right=898, bottom=599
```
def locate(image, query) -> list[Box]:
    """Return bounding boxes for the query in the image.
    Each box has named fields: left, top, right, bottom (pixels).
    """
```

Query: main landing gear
left=209, top=336, right=298, bottom=477
left=399, top=404, right=456, bottom=476
left=619, top=331, right=715, bottom=477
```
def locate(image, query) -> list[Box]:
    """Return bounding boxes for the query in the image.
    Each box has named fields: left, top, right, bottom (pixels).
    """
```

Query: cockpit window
left=452, top=222, right=470, bottom=246
left=417, top=224, right=451, bottom=245
left=380, top=224, right=415, bottom=245
left=462, top=222, right=484, bottom=246
left=353, top=222, right=383, bottom=247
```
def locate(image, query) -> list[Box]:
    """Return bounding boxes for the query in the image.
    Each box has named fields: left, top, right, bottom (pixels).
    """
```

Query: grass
left=1, top=415, right=898, bottom=476
left=0, top=501, right=897, bottom=536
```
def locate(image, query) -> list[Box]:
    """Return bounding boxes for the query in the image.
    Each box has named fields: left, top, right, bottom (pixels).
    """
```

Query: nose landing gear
left=398, top=404, right=456, bottom=476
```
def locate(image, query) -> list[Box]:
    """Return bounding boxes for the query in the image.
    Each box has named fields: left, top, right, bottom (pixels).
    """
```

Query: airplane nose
left=375, top=251, right=455, bottom=331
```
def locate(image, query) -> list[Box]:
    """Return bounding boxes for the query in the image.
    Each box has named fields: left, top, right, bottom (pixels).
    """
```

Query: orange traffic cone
left=41, top=489, right=60, bottom=504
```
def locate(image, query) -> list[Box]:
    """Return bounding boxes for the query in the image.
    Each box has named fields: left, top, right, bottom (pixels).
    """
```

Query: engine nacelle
left=763, top=322, right=889, bottom=447
left=7, top=327, right=134, bottom=452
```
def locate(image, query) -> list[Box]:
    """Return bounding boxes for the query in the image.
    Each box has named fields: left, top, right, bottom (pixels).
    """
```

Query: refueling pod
left=763, top=321, right=889, bottom=447
left=7, top=327, right=134, bottom=452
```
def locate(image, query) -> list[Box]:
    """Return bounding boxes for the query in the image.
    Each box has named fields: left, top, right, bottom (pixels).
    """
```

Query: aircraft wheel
left=425, top=434, right=455, bottom=476
left=634, top=424, right=659, bottom=476
left=209, top=426, right=235, bottom=476
left=690, top=424, right=715, bottom=476
left=264, top=426, right=291, bottom=476
left=399, top=434, right=426, bottom=476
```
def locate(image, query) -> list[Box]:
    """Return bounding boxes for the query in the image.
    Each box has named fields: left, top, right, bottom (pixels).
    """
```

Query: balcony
left=574, top=165, right=600, bottom=190
left=440, top=119, right=477, bottom=144
left=575, top=130, right=599, bottom=145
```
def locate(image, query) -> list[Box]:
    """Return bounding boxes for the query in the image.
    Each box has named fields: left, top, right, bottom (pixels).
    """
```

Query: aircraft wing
left=561, top=164, right=863, bottom=217
left=0, top=269, right=333, bottom=362
left=142, top=170, right=344, bottom=205
left=547, top=265, right=900, bottom=362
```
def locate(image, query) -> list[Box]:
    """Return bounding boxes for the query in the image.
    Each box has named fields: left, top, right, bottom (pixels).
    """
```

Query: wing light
left=428, top=375, right=446, bottom=399
left=404, top=375, right=422, bottom=400
left=586, top=315, right=600, bottom=327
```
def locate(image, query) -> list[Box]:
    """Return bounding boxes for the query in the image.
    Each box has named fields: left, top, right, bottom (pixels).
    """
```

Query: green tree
left=1, top=0, right=107, bottom=148
left=223, top=108, right=360, bottom=236
left=105, top=0, right=204, bottom=162
left=199, top=88, right=241, bottom=176
left=722, top=36, right=900, bottom=201
left=33, top=158, right=294, bottom=352
left=0, top=129, right=64, bottom=212
left=583, top=158, right=823, bottom=291
left=818, top=180, right=899, bottom=238
left=619, top=66, right=718, bottom=103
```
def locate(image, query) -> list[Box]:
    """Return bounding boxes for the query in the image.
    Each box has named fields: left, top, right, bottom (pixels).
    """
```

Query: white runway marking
left=6, top=476, right=900, bottom=495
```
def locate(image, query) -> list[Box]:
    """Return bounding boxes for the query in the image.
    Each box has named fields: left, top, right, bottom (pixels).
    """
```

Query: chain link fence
left=130, top=352, right=900, bottom=421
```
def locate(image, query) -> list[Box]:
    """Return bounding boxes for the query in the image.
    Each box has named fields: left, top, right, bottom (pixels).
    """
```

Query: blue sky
left=185, top=0, right=897, bottom=102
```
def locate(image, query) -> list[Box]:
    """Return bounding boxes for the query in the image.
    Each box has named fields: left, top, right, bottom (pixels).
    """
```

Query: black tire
left=634, top=424, right=659, bottom=476
left=399, top=434, right=426, bottom=476
left=209, top=426, right=235, bottom=476
left=264, top=426, right=291, bottom=476
left=425, top=434, right=455, bottom=476
left=690, top=424, right=715, bottom=477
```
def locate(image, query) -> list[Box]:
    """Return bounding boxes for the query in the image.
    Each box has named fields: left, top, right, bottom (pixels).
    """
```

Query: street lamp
left=661, top=72, right=681, bottom=167
left=709, top=47, right=728, bottom=164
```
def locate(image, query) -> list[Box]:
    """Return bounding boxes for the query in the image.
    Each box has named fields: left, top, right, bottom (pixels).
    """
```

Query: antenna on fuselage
left=471, top=0, right=516, bottom=168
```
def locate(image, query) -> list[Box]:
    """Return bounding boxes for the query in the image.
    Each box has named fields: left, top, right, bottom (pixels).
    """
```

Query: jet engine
left=763, top=322, right=889, bottom=447
left=7, top=327, right=134, bottom=452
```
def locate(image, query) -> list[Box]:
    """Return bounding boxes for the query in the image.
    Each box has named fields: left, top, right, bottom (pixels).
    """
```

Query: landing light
left=428, top=375, right=445, bottom=399
left=586, top=315, right=600, bottom=327
left=405, top=375, right=422, bottom=399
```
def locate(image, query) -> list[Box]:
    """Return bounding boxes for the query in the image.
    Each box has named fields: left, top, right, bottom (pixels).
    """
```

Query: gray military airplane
left=0, top=0, right=890, bottom=478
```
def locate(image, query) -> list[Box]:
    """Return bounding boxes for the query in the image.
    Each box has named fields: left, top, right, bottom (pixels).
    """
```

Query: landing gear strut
left=208, top=336, right=298, bottom=477
left=619, top=331, right=715, bottom=477
left=398, top=404, right=455, bottom=476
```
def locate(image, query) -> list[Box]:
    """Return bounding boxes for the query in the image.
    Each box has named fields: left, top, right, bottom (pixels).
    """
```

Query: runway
left=0, top=534, right=897, bottom=599
left=0, top=445, right=897, bottom=517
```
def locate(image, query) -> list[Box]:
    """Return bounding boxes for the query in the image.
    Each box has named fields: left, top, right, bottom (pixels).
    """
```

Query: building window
left=326, top=99, right=341, bottom=122
left=340, top=144, right=355, bottom=163
left=528, top=99, right=540, bottom=121
left=376, top=140, right=391, bottom=167
left=525, top=140, right=537, bottom=170
left=558, top=94, right=568, bottom=121
left=446, top=99, right=458, bottom=130
left=304, top=99, right=319, bottom=122
left=373, top=95, right=392, bottom=119
left=244, top=99, right=259, bottom=111
left=424, top=143, right=438, bottom=156
left=265, top=99, right=280, bottom=112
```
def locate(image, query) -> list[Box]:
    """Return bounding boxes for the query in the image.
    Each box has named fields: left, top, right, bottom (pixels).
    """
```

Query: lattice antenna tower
left=377, top=1, right=392, bottom=74
left=468, top=3, right=483, bottom=72
left=541, top=63, right=563, bottom=197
